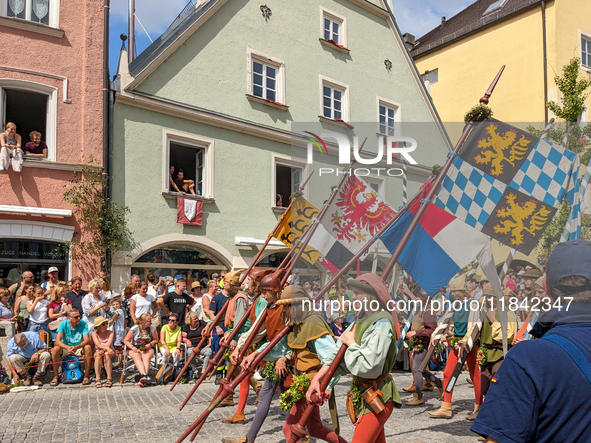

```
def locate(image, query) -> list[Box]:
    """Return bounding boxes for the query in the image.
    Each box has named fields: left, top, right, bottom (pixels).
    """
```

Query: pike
left=284, top=68, right=508, bottom=443
left=444, top=118, right=556, bottom=392
left=172, top=171, right=314, bottom=398
left=177, top=166, right=426, bottom=443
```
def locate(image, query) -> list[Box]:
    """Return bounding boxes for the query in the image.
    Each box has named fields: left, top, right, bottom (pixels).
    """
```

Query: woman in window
left=0, top=122, right=24, bottom=172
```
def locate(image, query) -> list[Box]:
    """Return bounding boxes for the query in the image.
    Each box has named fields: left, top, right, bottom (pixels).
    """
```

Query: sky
left=108, top=0, right=475, bottom=77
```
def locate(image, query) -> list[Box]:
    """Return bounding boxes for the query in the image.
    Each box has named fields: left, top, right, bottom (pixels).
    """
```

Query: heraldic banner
left=177, top=197, right=203, bottom=226
left=436, top=118, right=577, bottom=254
left=308, top=176, right=397, bottom=269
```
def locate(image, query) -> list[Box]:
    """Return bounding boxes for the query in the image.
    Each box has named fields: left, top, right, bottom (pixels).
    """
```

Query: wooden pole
left=174, top=171, right=313, bottom=399
left=287, top=67, right=507, bottom=442
left=177, top=178, right=430, bottom=443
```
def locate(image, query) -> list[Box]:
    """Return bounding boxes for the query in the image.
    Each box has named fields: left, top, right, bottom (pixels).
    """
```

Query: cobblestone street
left=0, top=371, right=483, bottom=443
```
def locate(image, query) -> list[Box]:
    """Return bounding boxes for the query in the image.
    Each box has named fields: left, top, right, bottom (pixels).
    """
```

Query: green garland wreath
left=477, top=347, right=488, bottom=368
left=223, top=347, right=233, bottom=362
left=261, top=360, right=285, bottom=383
left=279, top=374, right=311, bottom=410
left=449, top=336, right=462, bottom=349
left=464, top=104, right=493, bottom=123
left=408, top=337, right=424, bottom=353
left=348, top=382, right=363, bottom=408
left=434, top=342, right=445, bottom=355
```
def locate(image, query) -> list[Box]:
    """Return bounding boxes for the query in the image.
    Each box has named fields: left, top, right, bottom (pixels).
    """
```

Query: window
left=379, top=104, right=397, bottom=136
left=320, top=8, right=346, bottom=47
left=582, top=35, right=591, bottom=69
left=247, top=50, right=285, bottom=105
left=323, top=85, right=343, bottom=120
left=275, top=162, right=303, bottom=208
left=164, top=131, right=214, bottom=199
left=0, top=80, right=57, bottom=161
left=483, top=0, right=508, bottom=16
left=2, top=0, right=60, bottom=27
left=252, top=60, right=277, bottom=102
left=365, top=178, right=382, bottom=195
left=421, top=69, right=439, bottom=85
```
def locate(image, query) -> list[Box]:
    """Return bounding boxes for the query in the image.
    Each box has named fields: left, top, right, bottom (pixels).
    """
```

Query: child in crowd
left=108, top=297, right=126, bottom=369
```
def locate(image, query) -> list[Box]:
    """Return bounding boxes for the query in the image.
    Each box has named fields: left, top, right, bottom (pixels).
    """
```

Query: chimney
left=441, top=16, right=446, bottom=25
left=402, top=33, right=415, bottom=50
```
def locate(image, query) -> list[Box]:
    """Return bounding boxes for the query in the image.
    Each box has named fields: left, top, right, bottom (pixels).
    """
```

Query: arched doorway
left=131, top=244, right=228, bottom=284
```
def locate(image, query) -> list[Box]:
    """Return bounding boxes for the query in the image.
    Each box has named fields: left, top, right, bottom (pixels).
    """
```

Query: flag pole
left=174, top=171, right=314, bottom=398
left=286, top=67, right=508, bottom=443
left=178, top=177, right=433, bottom=443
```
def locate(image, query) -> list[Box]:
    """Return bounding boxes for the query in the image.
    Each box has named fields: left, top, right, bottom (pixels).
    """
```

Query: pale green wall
left=136, top=0, right=445, bottom=165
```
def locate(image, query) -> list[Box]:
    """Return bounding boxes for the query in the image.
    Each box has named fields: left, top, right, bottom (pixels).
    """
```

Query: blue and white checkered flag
left=561, top=154, right=591, bottom=242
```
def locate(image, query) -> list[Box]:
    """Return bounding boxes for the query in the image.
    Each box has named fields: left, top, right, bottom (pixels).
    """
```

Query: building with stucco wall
left=110, top=0, right=452, bottom=288
left=0, top=0, right=106, bottom=286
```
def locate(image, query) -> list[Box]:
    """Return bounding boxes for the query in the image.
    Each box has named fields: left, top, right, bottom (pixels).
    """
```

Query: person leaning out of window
left=24, top=131, right=48, bottom=158
left=0, top=122, right=23, bottom=172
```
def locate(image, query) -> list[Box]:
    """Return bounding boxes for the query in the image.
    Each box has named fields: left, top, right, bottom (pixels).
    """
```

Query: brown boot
left=406, top=393, right=424, bottom=406
left=253, top=382, right=263, bottom=406
left=221, top=412, right=245, bottom=424
left=221, top=435, right=256, bottom=443
left=428, top=401, right=452, bottom=418
left=219, top=395, right=235, bottom=407
left=466, top=403, right=481, bottom=420
left=477, top=437, right=486, bottom=441
left=422, top=381, right=435, bottom=391
left=402, top=379, right=415, bottom=392
left=438, top=387, right=445, bottom=401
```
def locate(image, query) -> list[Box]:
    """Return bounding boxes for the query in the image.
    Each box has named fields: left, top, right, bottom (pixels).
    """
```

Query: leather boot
left=219, top=395, right=235, bottom=407
left=428, top=401, right=452, bottom=418
left=406, top=393, right=424, bottom=406
left=402, top=379, right=415, bottom=392
left=477, top=437, right=486, bottom=441
left=221, top=412, right=245, bottom=424
left=422, top=381, right=435, bottom=391
left=253, top=381, right=263, bottom=406
left=438, top=387, right=445, bottom=401
left=466, top=403, right=481, bottom=420
left=221, top=435, right=256, bottom=443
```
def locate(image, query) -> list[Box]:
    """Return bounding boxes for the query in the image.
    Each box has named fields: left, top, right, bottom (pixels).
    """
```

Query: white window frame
left=247, top=49, right=286, bottom=105
left=320, top=75, right=350, bottom=122
left=0, top=0, right=60, bottom=28
left=320, top=7, right=347, bottom=47
left=364, top=176, right=385, bottom=199
left=162, top=130, right=215, bottom=199
left=0, top=79, right=57, bottom=162
left=579, top=30, right=591, bottom=72
left=376, top=96, right=401, bottom=137
left=272, top=154, right=309, bottom=208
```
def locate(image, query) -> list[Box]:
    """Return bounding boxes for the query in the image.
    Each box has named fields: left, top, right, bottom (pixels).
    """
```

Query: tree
left=529, top=57, right=591, bottom=257
left=57, top=157, right=134, bottom=270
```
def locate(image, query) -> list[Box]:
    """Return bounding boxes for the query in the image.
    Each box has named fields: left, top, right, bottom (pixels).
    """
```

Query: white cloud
left=390, top=0, right=474, bottom=38
left=111, top=0, right=188, bottom=39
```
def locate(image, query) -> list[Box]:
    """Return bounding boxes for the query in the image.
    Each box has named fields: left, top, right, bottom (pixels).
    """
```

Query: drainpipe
left=542, top=0, right=548, bottom=125
left=103, top=0, right=111, bottom=272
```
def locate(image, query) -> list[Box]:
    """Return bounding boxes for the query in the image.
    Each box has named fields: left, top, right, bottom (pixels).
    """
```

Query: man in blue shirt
left=50, top=308, right=93, bottom=386
left=6, top=331, right=51, bottom=386
left=472, top=240, right=591, bottom=442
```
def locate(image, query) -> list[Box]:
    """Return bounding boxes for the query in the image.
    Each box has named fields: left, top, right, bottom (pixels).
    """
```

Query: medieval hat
left=522, top=267, right=542, bottom=279
left=248, top=268, right=274, bottom=283
left=328, top=290, right=339, bottom=298
left=225, top=269, right=244, bottom=286
left=276, top=284, right=310, bottom=306
left=347, top=273, right=391, bottom=307
left=259, top=269, right=285, bottom=292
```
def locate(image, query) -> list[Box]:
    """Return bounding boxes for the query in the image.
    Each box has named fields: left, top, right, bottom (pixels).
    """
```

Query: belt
left=482, top=344, right=504, bottom=350
left=353, top=372, right=391, bottom=399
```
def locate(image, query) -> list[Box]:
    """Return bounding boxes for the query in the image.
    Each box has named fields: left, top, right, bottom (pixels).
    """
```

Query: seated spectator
left=13, top=282, right=34, bottom=333
left=329, top=315, right=346, bottom=337
left=26, top=285, right=50, bottom=333
left=92, top=316, right=114, bottom=388
left=174, top=169, right=196, bottom=195
left=182, top=311, right=212, bottom=378
left=24, top=131, right=48, bottom=158
left=0, top=122, right=23, bottom=172
left=160, top=313, right=182, bottom=366
left=50, top=309, right=93, bottom=386
left=81, top=279, right=108, bottom=334
left=6, top=332, right=51, bottom=386
left=0, top=288, right=15, bottom=339
left=48, top=285, right=71, bottom=340
left=123, top=313, right=158, bottom=387
left=169, top=165, right=185, bottom=194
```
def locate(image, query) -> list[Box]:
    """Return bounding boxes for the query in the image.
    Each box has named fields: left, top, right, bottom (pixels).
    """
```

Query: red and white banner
left=177, top=197, right=203, bottom=226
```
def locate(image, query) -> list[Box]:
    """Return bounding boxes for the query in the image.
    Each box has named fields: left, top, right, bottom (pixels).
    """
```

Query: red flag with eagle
left=308, top=176, right=396, bottom=269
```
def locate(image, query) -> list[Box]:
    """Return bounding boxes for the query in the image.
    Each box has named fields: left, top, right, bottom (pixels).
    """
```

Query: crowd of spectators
left=0, top=269, right=224, bottom=389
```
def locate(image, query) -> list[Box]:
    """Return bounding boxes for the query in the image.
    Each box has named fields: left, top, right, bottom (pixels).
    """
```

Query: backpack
left=60, top=356, right=82, bottom=384
left=155, top=363, right=176, bottom=385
